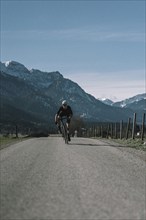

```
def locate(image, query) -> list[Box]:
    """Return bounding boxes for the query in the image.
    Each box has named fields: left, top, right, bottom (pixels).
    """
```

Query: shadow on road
left=69, top=143, right=116, bottom=147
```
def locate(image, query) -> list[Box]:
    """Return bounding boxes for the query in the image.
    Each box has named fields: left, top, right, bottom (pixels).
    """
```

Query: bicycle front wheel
left=61, top=123, right=68, bottom=144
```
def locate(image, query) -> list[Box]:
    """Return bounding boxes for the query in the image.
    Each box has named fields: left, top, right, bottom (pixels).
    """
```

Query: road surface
left=0, top=137, right=146, bottom=220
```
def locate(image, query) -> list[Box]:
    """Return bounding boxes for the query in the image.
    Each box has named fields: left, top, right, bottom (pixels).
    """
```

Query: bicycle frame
left=60, top=117, right=69, bottom=144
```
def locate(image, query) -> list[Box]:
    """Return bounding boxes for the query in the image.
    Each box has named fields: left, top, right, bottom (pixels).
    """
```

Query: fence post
left=93, top=126, right=95, bottom=137
left=141, top=113, right=145, bottom=141
left=96, top=126, right=99, bottom=137
left=93, top=126, right=96, bottom=138
left=100, top=125, right=103, bottom=138
left=95, top=126, right=97, bottom=138
left=132, top=113, right=136, bottom=139
left=111, top=123, right=113, bottom=138
left=91, top=126, right=93, bottom=137
left=114, top=123, right=117, bottom=139
left=15, top=125, right=18, bottom=138
left=107, top=124, right=110, bottom=138
left=126, top=117, right=131, bottom=139
left=120, top=120, right=123, bottom=139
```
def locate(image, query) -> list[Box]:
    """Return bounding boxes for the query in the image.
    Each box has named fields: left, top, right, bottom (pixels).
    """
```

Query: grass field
left=108, top=138, right=146, bottom=151
left=0, top=136, right=29, bottom=150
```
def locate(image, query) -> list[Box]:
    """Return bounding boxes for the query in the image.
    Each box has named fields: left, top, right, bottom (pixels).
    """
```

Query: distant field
left=0, top=136, right=29, bottom=150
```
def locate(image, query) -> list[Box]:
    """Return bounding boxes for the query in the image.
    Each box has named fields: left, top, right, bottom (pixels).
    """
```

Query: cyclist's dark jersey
left=57, top=105, right=73, bottom=117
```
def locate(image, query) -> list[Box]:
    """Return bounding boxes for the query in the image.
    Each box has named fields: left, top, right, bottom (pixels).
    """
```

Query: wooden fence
left=84, top=113, right=145, bottom=141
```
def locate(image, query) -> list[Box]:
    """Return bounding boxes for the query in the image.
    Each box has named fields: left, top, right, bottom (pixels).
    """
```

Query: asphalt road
left=0, top=137, right=146, bottom=220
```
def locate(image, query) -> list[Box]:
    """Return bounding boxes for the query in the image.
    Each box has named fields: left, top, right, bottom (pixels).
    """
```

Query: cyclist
left=55, top=100, right=73, bottom=141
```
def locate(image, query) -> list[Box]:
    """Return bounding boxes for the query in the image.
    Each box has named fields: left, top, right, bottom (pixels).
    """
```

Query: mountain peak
left=1, top=60, right=30, bottom=78
left=4, top=60, right=25, bottom=67
left=5, top=60, right=12, bottom=67
left=4, top=60, right=29, bottom=71
left=99, top=98, right=114, bottom=106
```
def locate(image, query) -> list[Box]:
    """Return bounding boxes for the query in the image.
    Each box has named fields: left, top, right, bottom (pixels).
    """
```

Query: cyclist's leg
left=66, top=117, right=71, bottom=141
left=55, top=114, right=58, bottom=124
left=55, top=114, right=62, bottom=133
left=66, top=116, right=71, bottom=129
left=68, top=132, right=71, bottom=141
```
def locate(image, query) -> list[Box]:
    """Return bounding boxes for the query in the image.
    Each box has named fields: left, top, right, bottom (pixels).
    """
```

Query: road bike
left=60, top=116, right=70, bottom=144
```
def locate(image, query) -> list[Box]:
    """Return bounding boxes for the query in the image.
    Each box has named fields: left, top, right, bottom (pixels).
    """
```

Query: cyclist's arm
left=69, top=107, right=73, bottom=117
left=57, top=107, right=63, bottom=116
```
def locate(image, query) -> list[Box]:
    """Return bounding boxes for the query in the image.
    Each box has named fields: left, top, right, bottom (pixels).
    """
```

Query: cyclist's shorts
left=59, top=112, right=71, bottom=123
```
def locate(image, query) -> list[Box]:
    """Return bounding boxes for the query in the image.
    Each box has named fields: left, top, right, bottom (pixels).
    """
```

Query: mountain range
left=99, top=93, right=146, bottom=113
left=0, top=61, right=145, bottom=133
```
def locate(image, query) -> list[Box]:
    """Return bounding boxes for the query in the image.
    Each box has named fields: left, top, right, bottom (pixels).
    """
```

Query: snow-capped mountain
left=1, top=61, right=30, bottom=78
left=98, top=98, right=114, bottom=106
left=112, top=93, right=146, bottom=109
left=0, top=61, right=62, bottom=89
left=0, top=60, right=142, bottom=131
left=99, top=93, right=146, bottom=113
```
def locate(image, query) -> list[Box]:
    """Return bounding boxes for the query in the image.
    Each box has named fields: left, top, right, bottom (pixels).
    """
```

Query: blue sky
left=1, top=0, right=145, bottom=101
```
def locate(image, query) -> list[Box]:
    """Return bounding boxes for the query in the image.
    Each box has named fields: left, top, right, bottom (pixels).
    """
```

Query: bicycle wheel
left=60, top=121, right=68, bottom=144
left=63, top=124, right=68, bottom=144
left=64, top=124, right=68, bottom=144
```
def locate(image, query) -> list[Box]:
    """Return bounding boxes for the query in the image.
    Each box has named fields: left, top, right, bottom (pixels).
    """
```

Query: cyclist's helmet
left=62, top=100, right=67, bottom=106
